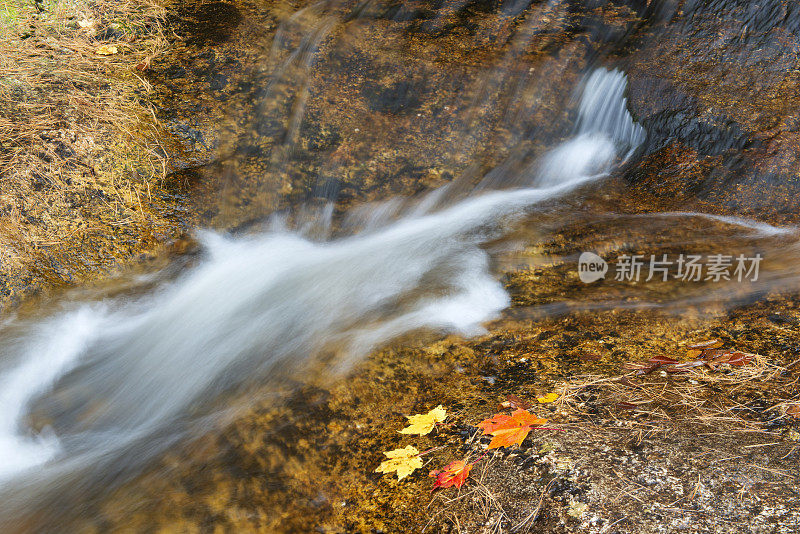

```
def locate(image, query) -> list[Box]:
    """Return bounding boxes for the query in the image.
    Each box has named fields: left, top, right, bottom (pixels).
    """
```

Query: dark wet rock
left=767, top=314, right=799, bottom=326
left=164, top=64, right=187, bottom=79
left=627, top=77, right=753, bottom=157
left=617, top=0, right=800, bottom=220
left=94, top=26, right=124, bottom=42
left=208, top=72, right=229, bottom=91
left=377, top=2, right=437, bottom=23
left=362, top=79, right=425, bottom=115
left=173, top=1, right=244, bottom=44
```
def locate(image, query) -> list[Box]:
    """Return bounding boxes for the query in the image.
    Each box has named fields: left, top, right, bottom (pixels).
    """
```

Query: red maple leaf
left=429, top=459, right=473, bottom=490
left=476, top=409, right=547, bottom=449
left=648, top=355, right=680, bottom=365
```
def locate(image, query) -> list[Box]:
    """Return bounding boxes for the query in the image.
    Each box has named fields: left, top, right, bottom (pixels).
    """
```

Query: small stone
left=567, top=500, right=588, bottom=518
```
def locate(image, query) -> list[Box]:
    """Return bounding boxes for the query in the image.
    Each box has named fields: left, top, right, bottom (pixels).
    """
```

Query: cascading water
left=0, top=67, right=643, bottom=523
left=535, top=70, right=644, bottom=188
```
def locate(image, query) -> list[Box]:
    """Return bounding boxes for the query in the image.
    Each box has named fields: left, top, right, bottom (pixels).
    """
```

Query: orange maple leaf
left=487, top=426, right=531, bottom=448
left=476, top=413, right=514, bottom=434
left=477, top=409, right=547, bottom=449
left=429, top=459, right=472, bottom=490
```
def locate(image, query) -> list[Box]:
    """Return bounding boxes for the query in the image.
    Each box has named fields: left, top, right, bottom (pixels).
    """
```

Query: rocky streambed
left=4, top=0, right=800, bottom=533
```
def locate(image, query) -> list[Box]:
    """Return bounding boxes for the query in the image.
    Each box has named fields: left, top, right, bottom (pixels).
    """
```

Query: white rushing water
left=0, top=308, right=106, bottom=480
left=654, top=211, right=797, bottom=237
left=0, top=68, right=643, bottom=512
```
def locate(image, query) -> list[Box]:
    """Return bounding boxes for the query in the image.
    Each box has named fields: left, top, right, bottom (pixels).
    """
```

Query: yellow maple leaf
left=95, top=45, right=118, bottom=56
left=537, top=392, right=559, bottom=403
left=375, top=445, right=423, bottom=480
left=399, top=405, right=446, bottom=435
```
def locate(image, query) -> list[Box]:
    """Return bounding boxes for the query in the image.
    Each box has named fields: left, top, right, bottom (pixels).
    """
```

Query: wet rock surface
left=619, top=0, right=800, bottom=221
left=148, top=0, right=660, bottom=228
left=67, top=280, right=800, bottom=533
left=59, top=1, right=800, bottom=533
left=8, top=0, right=800, bottom=532
left=148, top=0, right=800, bottom=228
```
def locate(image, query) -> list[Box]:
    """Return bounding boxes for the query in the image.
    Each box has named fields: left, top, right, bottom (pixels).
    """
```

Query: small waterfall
left=576, top=68, right=646, bottom=148
left=535, top=68, right=644, bottom=188
left=0, top=67, right=643, bottom=521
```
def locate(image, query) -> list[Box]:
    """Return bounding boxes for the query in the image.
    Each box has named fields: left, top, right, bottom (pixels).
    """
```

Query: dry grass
left=0, top=0, right=179, bottom=299
left=0, top=0, right=167, bottom=179
left=554, top=352, right=792, bottom=433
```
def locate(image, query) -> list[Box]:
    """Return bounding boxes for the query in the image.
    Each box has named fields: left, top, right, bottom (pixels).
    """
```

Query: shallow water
left=5, top=0, right=800, bottom=530
left=0, top=63, right=645, bottom=525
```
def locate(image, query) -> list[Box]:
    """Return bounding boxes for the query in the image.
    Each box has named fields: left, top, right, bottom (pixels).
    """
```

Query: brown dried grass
left=0, top=0, right=177, bottom=299
left=0, top=0, right=168, bottom=181
left=554, top=352, right=792, bottom=434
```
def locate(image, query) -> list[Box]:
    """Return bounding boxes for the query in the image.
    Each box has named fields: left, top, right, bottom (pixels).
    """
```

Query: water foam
left=0, top=307, right=107, bottom=481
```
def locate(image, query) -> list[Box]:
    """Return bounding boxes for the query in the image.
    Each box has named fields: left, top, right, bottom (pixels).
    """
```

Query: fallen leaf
left=476, top=413, right=515, bottom=434
left=487, top=426, right=534, bottom=448
left=375, top=445, right=423, bottom=480
left=708, top=350, right=735, bottom=364
left=96, top=45, right=118, bottom=55
left=477, top=409, right=547, bottom=449
left=503, top=394, right=531, bottom=410
left=430, top=459, right=472, bottom=490
left=703, top=350, right=755, bottom=368
left=686, top=349, right=703, bottom=359
left=725, top=351, right=755, bottom=366
left=399, top=405, right=446, bottom=435
left=475, top=413, right=511, bottom=436
left=648, top=355, right=680, bottom=365
left=787, top=404, right=800, bottom=419
left=537, top=392, right=559, bottom=403
left=615, top=401, right=637, bottom=410
left=579, top=353, right=602, bottom=361
left=701, top=349, right=729, bottom=360
left=567, top=500, right=588, bottom=518
left=78, top=18, right=96, bottom=33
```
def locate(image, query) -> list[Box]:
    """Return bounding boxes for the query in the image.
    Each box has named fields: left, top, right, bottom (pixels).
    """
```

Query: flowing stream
left=0, top=67, right=642, bottom=522
left=6, top=1, right=800, bottom=529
